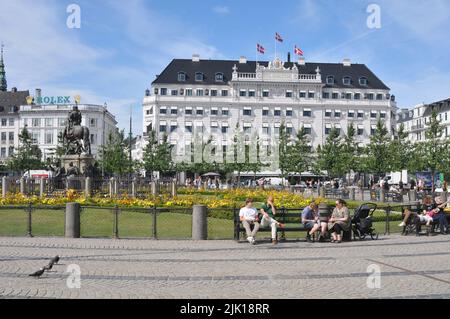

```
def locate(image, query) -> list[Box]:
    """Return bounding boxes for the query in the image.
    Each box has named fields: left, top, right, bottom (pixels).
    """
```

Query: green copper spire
left=0, top=43, right=7, bottom=92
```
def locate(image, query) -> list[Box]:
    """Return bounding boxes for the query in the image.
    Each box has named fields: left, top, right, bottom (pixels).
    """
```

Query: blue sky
left=1, top=0, right=450, bottom=135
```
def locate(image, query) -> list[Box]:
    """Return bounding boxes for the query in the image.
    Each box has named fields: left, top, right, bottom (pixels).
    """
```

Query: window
left=90, top=134, right=97, bottom=145
left=357, top=111, right=364, bottom=119
left=322, top=92, right=330, bottom=99
left=348, top=110, right=355, bottom=118
left=159, top=124, right=167, bottom=132
left=159, top=107, right=167, bottom=115
left=332, top=92, right=339, bottom=99
left=303, top=109, right=312, bottom=117
left=196, top=108, right=204, bottom=115
left=32, top=118, right=41, bottom=127
left=367, top=93, right=374, bottom=100
left=31, top=131, right=40, bottom=143
left=221, top=90, right=228, bottom=97
left=45, top=130, right=53, bottom=144
left=8, top=132, right=14, bottom=143
left=343, top=76, right=352, bottom=85
left=89, top=118, right=97, bottom=127
left=160, top=88, right=167, bottom=96
left=326, top=76, right=335, bottom=85
left=170, top=124, right=177, bottom=133
left=211, top=90, right=218, bottom=97
left=286, top=109, right=293, bottom=117
left=215, top=72, right=224, bottom=82
left=58, top=118, right=67, bottom=127
left=359, top=77, right=368, bottom=86
left=380, top=111, right=386, bottom=119
left=345, top=93, right=352, bottom=100
left=299, top=91, right=306, bottom=98
left=221, top=126, right=228, bottom=134
left=196, top=89, right=204, bottom=97
left=1, top=119, right=6, bottom=126
left=308, top=92, right=315, bottom=99
left=185, top=89, right=193, bottom=96
left=303, top=126, right=312, bottom=135
left=195, top=72, right=204, bottom=82
left=171, top=90, right=178, bottom=96
left=274, top=109, right=281, bottom=116
left=286, top=127, right=293, bottom=135
left=325, top=125, right=332, bottom=135
left=357, top=126, right=364, bottom=136
left=371, top=111, right=377, bottom=119
left=171, top=108, right=178, bottom=115
left=354, top=93, right=361, bottom=100
left=211, top=122, right=218, bottom=133
left=239, top=90, right=247, bottom=97
left=211, top=108, right=218, bottom=116
left=262, top=126, right=269, bottom=135
left=185, top=123, right=193, bottom=133
left=376, top=94, right=383, bottom=100
left=262, top=108, right=269, bottom=116
left=285, top=91, right=292, bottom=98
left=178, top=72, right=186, bottom=82
left=1, top=132, right=6, bottom=143
left=248, top=90, right=256, bottom=97
left=371, top=125, right=377, bottom=136
left=262, top=90, right=270, bottom=97
left=335, top=110, right=341, bottom=118
left=8, top=118, right=14, bottom=126
left=0, top=148, right=5, bottom=158
left=325, top=110, right=332, bottom=117
left=45, top=118, right=53, bottom=127
left=335, top=125, right=341, bottom=135
left=244, top=125, right=251, bottom=134
left=185, top=107, right=193, bottom=115
left=222, top=108, right=229, bottom=116
left=243, top=108, right=252, bottom=116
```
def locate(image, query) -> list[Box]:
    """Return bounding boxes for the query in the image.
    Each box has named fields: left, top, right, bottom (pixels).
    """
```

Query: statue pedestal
left=61, top=154, right=95, bottom=177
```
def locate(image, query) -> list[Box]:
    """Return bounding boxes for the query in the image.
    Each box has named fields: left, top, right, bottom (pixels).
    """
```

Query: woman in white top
left=239, top=198, right=260, bottom=244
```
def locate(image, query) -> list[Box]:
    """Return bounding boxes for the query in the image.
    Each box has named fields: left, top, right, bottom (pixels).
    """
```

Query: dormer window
left=326, top=76, right=335, bottom=85
left=195, top=72, right=204, bottom=82
left=359, top=77, right=368, bottom=86
left=343, top=76, right=352, bottom=85
left=178, top=72, right=186, bottom=82
left=215, top=72, right=224, bottom=82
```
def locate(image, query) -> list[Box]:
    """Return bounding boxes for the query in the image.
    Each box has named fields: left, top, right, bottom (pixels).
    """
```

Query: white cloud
left=212, top=6, right=230, bottom=15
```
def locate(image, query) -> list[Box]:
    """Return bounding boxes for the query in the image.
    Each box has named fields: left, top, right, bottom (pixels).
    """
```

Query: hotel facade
left=142, top=54, right=397, bottom=174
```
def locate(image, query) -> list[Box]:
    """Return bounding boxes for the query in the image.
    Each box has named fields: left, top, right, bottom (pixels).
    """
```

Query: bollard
left=171, top=178, right=177, bottom=197
left=360, top=188, right=365, bottom=201
left=109, top=178, right=114, bottom=198
left=380, top=189, right=386, bottom=203
left=319, top=186, right=325, bottom=198
left=350, top=188, right=356, bottom=201
left=114, top=178, right=118, bottom=196
left=2, top=176, right=8, bottom=198
left=20, top=178, right=25, bottom=195
left=39, top=178, right=45, bottom=198
left=131, top=178, right=136, bottom=198
left=151, top=181, right=157, bottom=196
left=192, top=205, right=208, bottom=240
left=408, top=190, right=417, bottom=202
left=85, top=177, right=91, bottom=198
left=65, top=202, right=81, bottom=238
left=203, top=181, right=208, bottom=190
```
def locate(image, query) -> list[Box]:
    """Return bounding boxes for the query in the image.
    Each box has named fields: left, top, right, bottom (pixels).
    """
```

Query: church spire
left=0, top=43, right=7, bottom=92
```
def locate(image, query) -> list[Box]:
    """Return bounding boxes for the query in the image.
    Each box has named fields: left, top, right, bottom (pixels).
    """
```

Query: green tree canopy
left=7, top=126, right=43, bottom=174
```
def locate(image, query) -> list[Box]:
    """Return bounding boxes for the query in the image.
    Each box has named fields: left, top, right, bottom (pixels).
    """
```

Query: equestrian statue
left=62, top=105, right=91, bottom=155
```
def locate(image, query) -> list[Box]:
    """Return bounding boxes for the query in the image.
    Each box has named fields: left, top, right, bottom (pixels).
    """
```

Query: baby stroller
left=351, top=203, right=379, bottom=240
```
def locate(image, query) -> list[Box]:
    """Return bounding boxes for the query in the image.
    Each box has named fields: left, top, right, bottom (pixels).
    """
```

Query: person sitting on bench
left=302, top=202, right=325, bottom=243
left=259, top=196, right=285, bottom=245
left=239, top=198, right=259, bottom=245
left=328, top=199, right=350, bottom=243
left=399, top=196, right=433, bottom=228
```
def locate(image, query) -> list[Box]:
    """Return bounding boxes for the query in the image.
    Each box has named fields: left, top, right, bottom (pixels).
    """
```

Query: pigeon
left=50, top=255, right=60, bottom=265
left=29, top=268, right=45, bottom=278
left=44, top=261, right=54, bottom=271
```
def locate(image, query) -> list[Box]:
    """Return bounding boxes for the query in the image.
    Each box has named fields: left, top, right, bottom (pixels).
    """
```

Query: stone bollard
left=151, top=180, right=157, bottom=196
left=380, top=189, right=386, bottom=203
left=131, top=178, right=136, bottom=198
left=65, top=202, right=81, bottom=238
left=20, top=178, right=25, bottom=195
left=203, top=181, right=208, bottom=190
left=319, top=186, right=325, bottom=198
left=114, top=178, right=118, bottom=196
left=350, top=188, right=356, bottom=201
left=109, top=178, right=114, bottom=198
left=39, top=178, right=45, bottom=198
left=171, top=178, right=177, bottom=197
left=192, top=205, right=208, bottom=240
left=360, top=188, right=364, bottom=201
left=2, top=176, right=8, bottom=198
left=85, top=177, right=91, bottom=198
left=408, top=189, right=417, bottom=202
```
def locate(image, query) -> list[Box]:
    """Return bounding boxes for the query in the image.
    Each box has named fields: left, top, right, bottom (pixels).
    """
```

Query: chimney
left=11, top=87, right=17, bottom=92
left=287, top=52, right=291, bottom=63
left=35, top=88, right=42, bottom=99
left=192, top=54, right=200, bottom=62
left=239, top=56, right=247, bottom=64
left=298, top=57, right=306, bottom=66
left=343, top=58, right=351, bottom=66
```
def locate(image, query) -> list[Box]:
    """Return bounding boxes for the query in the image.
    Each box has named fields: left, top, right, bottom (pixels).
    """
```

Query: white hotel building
left=142, top=54, right=397, bottom=173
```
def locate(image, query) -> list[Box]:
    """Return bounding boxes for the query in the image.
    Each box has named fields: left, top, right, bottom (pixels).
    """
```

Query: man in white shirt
left=239, top=198, right=260, bottom=244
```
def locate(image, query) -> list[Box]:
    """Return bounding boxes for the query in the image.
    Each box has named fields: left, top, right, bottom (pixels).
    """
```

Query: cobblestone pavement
left=1, top=235, right=450, bottom=299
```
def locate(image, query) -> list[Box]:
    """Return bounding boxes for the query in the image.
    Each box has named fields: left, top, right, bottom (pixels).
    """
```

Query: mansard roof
left=0, top=90, right=29, bottom=113
left=152, top=58, right=390, bottom=90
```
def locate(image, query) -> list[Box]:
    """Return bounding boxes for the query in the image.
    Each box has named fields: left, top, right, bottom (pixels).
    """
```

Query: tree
left=278, top=122, right=292, bottom=185
left=363, top=119, right=391, bottom=178
left=316, top=127, right=344, bottom=178
left=99, top=130, right=134, bottom=177
left=286, top=127, right=312, bottom=180
left=389, top=123, right=412, bottom=181
left=142, top=130, right=174, bottom=179
left=7, top=126, right=43, bottom=175
left=341, top=123, right=362, bottom=183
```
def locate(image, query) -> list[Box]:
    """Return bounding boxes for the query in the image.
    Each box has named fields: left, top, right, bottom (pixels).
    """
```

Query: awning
left=170, top=121, right=178, bottom=126
left=263, top=106, right=269, bottom=111
left=357, top=124, right=364, bottom=129
left=286, top=123, right=293, bottom=128
left=185, top=121, right=193, bottom=126
left=211, top=107, right=218, bottom=111
left=303, top=124, right=312, bottom=128
left=244, top=106, right=252, bottom=111
left=195, top=121, right=203, bottom=126
left=243, top=123, right=252, bottom=128
left=211, top=122, right=218, bottom=127
left=334, top=124, right=341, bottom=129
left=185, top=106, right=193, bottom=110
left=160, top=120, right=167, bottom=125
left=325, top=124, right=332, bottom=129
left=304, top=108, right=311, bottom=112
left=222, top=122, right=229, bottom=127
left=274, top=123, right=281, bottom=128
left=262, top=123, right=269, bottom=128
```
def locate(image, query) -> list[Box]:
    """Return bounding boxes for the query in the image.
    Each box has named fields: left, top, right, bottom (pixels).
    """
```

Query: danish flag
left=257, top=43, right=265, bottom=54
left=294, top=45, right=304, bottom=56
left=275, top=32, right=283, bottom=43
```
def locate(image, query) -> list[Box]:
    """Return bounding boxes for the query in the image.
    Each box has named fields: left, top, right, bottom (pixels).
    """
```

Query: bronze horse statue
left=63, top=125, right=91, bottom=155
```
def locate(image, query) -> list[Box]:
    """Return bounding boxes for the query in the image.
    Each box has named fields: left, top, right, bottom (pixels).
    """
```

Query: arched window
left=359, top=77, right=368, bottom=86
left=343, top=76, right=352, bottom=85
left=326, top=76, right=335, bottom=85
left=215, top=72, right=224, bottom=82
left=195, top=72, right=204, bottom=82
left=177, top=72, right=186, bottom=82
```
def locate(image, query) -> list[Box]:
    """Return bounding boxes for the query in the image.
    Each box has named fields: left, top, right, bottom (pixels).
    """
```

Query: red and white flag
left=275, top=32, right=283, bottom=43
left=294, top=45, right=304, bottom=56
left=257, top=43, right=265, bottom=54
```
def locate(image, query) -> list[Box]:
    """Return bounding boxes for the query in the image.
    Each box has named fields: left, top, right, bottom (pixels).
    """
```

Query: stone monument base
left=61, top=154, right=96, bottom=177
